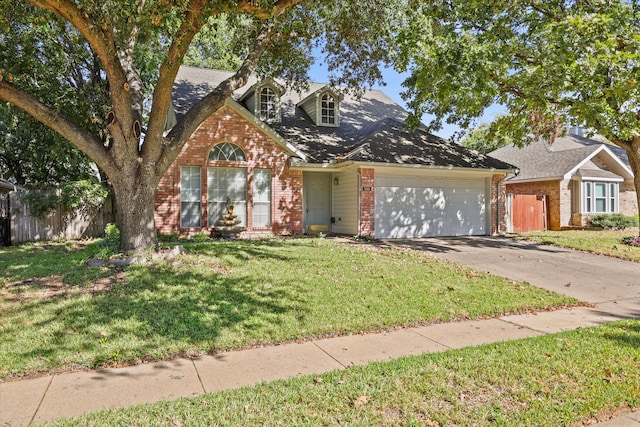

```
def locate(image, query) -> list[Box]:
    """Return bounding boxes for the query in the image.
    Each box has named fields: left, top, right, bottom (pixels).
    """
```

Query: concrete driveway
left=381, top=236, right=640, bottom=320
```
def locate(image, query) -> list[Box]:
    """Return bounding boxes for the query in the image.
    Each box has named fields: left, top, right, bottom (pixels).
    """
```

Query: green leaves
left=396, top=0, right=640, bottom=143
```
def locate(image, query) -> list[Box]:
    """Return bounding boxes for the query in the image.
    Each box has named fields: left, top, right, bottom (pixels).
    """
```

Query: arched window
left=259, top=86, right=278, bottom=122
left=209, top=143, right=246, bottom=162
left=321, top=93, right=336, bottom=125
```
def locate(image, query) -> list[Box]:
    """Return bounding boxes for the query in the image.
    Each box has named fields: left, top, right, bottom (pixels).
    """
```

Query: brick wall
left=358, top=168, right=375, bottom=237
left=620, top=182, right=639, bottom=217
left=491, top=174, right=507, bottom=235
left=154, top=104, right=303, bottom=236
left=558, top=179, right=573, bottom=227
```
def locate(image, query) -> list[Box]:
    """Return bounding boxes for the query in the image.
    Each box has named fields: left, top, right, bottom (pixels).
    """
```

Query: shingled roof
left=490, top=135, right=633, bottom=182
left=342, top=118, right=514, bottom=170
left=173, top=66, right=514, bottom=171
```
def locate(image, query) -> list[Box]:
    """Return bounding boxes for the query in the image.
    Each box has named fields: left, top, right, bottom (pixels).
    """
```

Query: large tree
left=396, top=0, right=640, bottom=231
left=0, top=105, right=97, bottom=186
left=0, top=0, right=396, bottom=252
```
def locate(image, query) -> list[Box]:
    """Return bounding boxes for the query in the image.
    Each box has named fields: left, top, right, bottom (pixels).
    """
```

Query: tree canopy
left=0, top=0, right=400, bottom=252
left=459, top=123, right=510, bottom=155
left=396, top=0, right=640, bottom=142
left=395, top=0, right=640, bottom=229
left=0, top=105, right=97, bottom=186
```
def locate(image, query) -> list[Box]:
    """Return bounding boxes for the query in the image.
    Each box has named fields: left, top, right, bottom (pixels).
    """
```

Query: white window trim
left=582, top=181, right=619, bottom=214
left=180, top=166, right=202, bottom=228
left=209, top=142, right=246, bottom=162
left=257, top=85, right=281, bottom=123
left=252, top=168, right=272, bottom=228
left=316, top=92, right=339, bottom=127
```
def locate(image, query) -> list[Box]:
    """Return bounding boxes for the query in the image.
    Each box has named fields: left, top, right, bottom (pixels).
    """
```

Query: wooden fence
left=7, top=190, right=116, bottom=245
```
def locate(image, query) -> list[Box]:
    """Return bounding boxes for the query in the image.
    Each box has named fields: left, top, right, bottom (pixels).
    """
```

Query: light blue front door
left=303, top=172, right=331, bottom=232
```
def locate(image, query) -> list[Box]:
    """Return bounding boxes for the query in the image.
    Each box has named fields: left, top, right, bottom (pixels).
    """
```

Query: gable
left=185, top=100, right=304, bottom=163
left=238, top=78, right=286, bottom=124
left=296, top=86, right=344, bottom=127
left=490, top=136, right=633, bottom=183
left=568, top=145, right=633, bottom=182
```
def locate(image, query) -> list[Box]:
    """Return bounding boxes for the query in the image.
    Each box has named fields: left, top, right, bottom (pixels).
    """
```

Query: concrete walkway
left=1, top=237, right=639, bottom=426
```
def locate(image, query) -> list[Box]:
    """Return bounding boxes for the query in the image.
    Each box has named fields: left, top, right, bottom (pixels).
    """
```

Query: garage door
left=374, top=176, right=487, bottom=238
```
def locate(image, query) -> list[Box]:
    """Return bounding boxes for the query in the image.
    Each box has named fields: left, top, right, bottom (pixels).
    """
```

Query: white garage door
left=374, top=176, right=487, bottom=238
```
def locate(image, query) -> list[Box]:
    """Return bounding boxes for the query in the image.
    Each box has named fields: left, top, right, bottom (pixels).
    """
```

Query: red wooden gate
left=511, top=194, right=547, bottom=233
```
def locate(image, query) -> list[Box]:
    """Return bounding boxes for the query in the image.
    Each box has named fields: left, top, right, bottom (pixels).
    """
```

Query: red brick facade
left=358, top=168, right=375, bottom=236
left=154, top=105, right=509, bottom=239
left=491, top=174, right=507, bottom=235
left=154, top=104, right=303, bottom=237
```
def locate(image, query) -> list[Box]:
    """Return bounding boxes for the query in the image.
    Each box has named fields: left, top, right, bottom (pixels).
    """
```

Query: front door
left=303, top=172, right=331, bottom=233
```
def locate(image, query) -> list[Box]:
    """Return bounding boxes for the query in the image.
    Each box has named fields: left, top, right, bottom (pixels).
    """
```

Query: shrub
left=158, top=233, right=179, bottom=242
left=21, top=180, right=110, bottom=218
left=192, top=232, right=211, bottom=241
left=621, top=236, right=640, bottom=247
left=103, top=223, right=120, bottom=247
left=588, top=214, right=638, bottom=230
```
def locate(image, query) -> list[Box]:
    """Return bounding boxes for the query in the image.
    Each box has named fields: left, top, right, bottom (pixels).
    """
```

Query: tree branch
left=0, top=80, right=109, bottom=168
left=28, top=0, right=131, bottom=124
left=237, top=0, right=302, bottom=19
left=156, top=22, right=275, bottom=174
left=144, top=0, right=209, bottom=151
left=489, top=73, right=528, bottom=99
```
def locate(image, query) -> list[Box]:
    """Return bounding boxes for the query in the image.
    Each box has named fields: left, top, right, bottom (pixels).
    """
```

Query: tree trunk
left=111, top=173, right=159, bottom=254
left=625, top=137, right=640, bottom=237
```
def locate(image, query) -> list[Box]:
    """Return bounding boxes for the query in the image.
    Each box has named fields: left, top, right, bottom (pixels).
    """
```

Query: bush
left=21, top=180, right=110, bottom=218
left=621, top=236, right=640, bottom=247
left=588, top=214, right=638, bottom=230
left=103, top=223, right=120, bottom=247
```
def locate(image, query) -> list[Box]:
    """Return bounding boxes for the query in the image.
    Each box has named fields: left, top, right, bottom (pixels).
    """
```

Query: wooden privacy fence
left=508, top=194, right=548, bottom=233
left=7, top=190, right=115, bottom=245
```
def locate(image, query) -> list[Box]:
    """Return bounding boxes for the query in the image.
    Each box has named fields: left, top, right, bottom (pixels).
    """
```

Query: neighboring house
left=490, top=135, right=637, bottom=232
left=155, top=66, right=515, bottom=239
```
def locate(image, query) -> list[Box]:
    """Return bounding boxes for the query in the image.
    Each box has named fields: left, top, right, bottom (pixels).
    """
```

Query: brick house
left=155, top=66, right=515, bottom=239
left=490, top=134, right=637, bottom=231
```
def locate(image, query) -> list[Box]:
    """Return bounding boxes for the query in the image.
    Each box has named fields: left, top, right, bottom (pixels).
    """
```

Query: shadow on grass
left=1, top=240, right=312, bottom=375
left=601, top=320, right=640, bottom=349
left=373, top=236, right=569, bottom=254
left=0, top=240, right=111, bottom=284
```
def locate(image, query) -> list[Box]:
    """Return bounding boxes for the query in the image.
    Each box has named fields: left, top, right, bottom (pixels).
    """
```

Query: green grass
left=46, top=320, right=640, bottom=426
left=517, top=229, right=640, bottom=262
left=0, top=238, right=578, bottom=380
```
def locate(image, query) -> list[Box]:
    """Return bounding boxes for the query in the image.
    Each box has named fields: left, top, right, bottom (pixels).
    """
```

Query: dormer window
left=259, top=86, right=278, bottom=123
left=238, top=78, right=284, bottom=124
left=297, top=86, right=342, bottom=127
left=321, top=93, right=336, bottom=125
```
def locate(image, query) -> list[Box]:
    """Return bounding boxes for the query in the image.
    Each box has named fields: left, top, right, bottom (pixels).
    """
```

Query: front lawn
left=517, top=229, right=640, bottom=262
left=0, top=238, right=579, bottom=380
left=48, top=320, right=640, bottom=426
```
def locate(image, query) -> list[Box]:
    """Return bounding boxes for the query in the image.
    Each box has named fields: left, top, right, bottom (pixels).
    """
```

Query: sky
left=307, top=60, right=505, bottom=141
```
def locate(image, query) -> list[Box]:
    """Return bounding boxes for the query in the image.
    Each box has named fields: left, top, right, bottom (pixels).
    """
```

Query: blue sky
left=308, top=61, right=504, bottom=141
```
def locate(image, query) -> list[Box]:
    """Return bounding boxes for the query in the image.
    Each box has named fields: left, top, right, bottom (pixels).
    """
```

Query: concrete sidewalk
left=1, top=237, right=639, bottom=426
